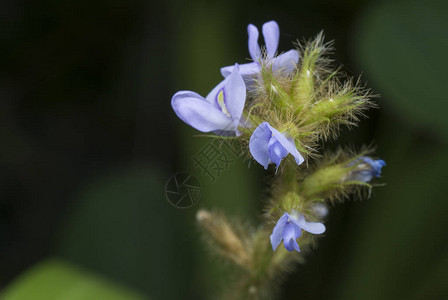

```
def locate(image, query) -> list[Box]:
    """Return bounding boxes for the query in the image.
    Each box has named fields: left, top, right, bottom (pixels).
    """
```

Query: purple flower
left=270, top=211, right=326, bottom=252
left=249, top=122, right=304, bottom=170
left=171, top=65, right=246, bottom=135
left=349, top=156, right=386, bottom=182
left=220, top=21, right=299, bottom=78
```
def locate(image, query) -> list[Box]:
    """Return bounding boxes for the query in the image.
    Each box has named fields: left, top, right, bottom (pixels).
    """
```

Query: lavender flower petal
left=223, top=65, right=246, bottom=130
left=247, top=24, right=261, bottom=61
left=249, top=122, right=272, bottom=169
left=296, top=214, right=326, bottom=234
left=282, top=222, right=301, bottom=252
left=282, top=222, right=296, bottom=246
left=171, top=92, right=231, bottom=132
left=268, top=138, right=289, bottom=169
left=220, top=62, right=260, bottom=78
left=262, top=21, right=280, bottom=58
left=272, top=49, right=300, bottom=74
left=268, top=124, right=305, bottom=166
left=270, top=213, right=289, bottom=251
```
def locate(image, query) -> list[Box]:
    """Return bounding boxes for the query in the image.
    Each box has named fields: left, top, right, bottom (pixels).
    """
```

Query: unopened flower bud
left=347, top=156, right=386, bottom=183
left=196, top=210, right=250, bottom=268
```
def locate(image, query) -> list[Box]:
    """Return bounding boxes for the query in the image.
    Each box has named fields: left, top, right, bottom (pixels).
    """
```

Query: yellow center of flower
left=217, top=89, right=231, bottom=117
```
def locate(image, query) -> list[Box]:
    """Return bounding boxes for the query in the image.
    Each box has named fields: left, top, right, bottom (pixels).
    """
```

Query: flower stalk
left=171, top=20, right=386, bottom=299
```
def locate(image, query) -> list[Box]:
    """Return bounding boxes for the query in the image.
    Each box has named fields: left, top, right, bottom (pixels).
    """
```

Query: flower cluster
left=172, top=21, right=303, bottom=171
left=172, top=19, right=385, bottom=264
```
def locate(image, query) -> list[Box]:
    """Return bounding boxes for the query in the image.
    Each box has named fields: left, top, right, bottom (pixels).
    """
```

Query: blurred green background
left=0, top=0, right=446, bottom=299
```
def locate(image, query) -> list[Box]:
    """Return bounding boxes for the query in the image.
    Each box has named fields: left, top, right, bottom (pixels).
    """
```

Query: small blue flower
left=270, top=211, right=326, bottom=252
left=249, top=122, right=304, bottom=170
left=221, top=21, right=299, bottom=78
left=171, top=65, right=246, bottom=135
left=350, top=156, right=386, bottom=182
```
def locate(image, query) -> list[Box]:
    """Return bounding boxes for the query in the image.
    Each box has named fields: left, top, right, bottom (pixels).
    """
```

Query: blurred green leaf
left=356, top=0, right=448, bottom=136
left=1, top=259, right=145, bottom=300
left=56, top=165, right=197, bottom=299
left=350, top=1, right=448, bottom=296
left=350, top=3, right=448, bottom=295
left=335, top=123, right=448, bottom=299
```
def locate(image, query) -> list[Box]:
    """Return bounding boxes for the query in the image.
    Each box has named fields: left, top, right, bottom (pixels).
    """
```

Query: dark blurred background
left=1, top=0, right=447, bottom=299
